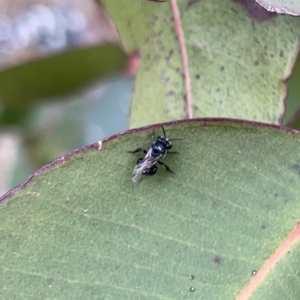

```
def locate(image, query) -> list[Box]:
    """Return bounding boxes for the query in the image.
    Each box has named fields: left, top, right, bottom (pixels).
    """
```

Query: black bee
left=129, top=126, right=180, bottom=183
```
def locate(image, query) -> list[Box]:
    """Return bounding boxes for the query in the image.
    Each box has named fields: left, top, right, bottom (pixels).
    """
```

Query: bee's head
left=157, top=136, right=172, bottom=149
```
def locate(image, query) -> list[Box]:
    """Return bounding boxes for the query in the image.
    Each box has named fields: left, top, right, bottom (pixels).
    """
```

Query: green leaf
left=284, top=55, right=300, bottom=126
left=0, top=44, right=128, bottom=111
left=286, top=109, right=300, bottom=130
left=101, top=0, right=300, bottom=128
left=1, top=119, right=300, bottom=299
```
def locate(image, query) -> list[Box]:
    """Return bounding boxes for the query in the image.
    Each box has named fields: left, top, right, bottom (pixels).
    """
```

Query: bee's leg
left=142, top=165, right=157, bottom=176
left=157, top=161, right=174, bottom=173
left=129, top=148, right=147, bottom=154
left=167, top=151, right=179, bottom=154
left=148, top=165, right=158, bottom=176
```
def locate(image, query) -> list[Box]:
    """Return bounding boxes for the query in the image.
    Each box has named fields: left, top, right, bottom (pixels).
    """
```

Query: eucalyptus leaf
left=284, top=56, right=300, bottom=126
left=101, top=0, right=300, bottom=127
left=1, top=119, right=300, bottom=299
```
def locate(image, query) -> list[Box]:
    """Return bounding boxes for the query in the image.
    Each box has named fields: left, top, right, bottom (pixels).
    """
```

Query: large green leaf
left=101, top=0, right=300, bottom=128
left=1, top=119, right=300, bottom=299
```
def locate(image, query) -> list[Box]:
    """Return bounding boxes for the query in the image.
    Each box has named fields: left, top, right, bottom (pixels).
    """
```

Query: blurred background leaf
left=0, top=0, right=134, bottom=195
left=0, top=44, right=128, bottom=113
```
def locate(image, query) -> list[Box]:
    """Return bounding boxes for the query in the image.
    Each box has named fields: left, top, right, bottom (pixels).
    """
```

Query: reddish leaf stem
left=236, top=222, right=300, bottom=299
left=170, top=0, right=193, bottom=118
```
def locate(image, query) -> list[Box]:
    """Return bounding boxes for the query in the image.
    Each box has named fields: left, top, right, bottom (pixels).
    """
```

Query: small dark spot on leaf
left=166, top=90, right=175, bottom=96
left=187, top=0, right=199, bottom=8
left=280, top=50, right=283, bottom=57
left=166, top=49, right=174, bottom=62
left=47, top=278, right=54, bottom=285
left=252, top=270, right=257, bottom=276
left=164, top=108, right=170, bottom=114
left=254, top=61, right=259, bottom=66
left=270, top=53, right=274, bottom=58
left=261, top=225, right=266, bottom=230
left=190, top=287, right=196, bottom=292
left=220, top=66, right=225, bottom=71
left=214, top=256, right=221, bottom=264
left=216, top=88, right=221, bottom=92
left=291, top=163, right=300, bottom=176
left=165, top=77, right=170, bottom=82
left=189, top=275, right=195, bottom=280
left=176, top=67, right=181, bottom=73
left=152, top=14, right=158, bottom=22
left=274, top=193, right=278, bottom=197
left=195, top=74, right=200, bottom=79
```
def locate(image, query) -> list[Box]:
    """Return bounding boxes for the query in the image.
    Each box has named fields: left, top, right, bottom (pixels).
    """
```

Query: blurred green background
left=0, top=0, right=134, bottom=194
left=0, top=0, right=299, bottom=195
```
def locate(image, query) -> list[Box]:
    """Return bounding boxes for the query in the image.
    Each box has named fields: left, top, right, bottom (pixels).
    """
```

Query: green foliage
left=1, top=120, right=300, bottom=299
left=101, top=0, right=300, bottom=127
left=284, top=56, right=300, bottom=126
left=0, top=44, right=127, bottom=112
left=1, top=1, right=300, bottom=298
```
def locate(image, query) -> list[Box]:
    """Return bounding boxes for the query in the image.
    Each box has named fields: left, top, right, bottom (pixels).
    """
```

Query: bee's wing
left=132, top=164, right=147, bottom=183
left=131, top=154, right=163, bottom=183
left=132, top=172, right=147, bottom=183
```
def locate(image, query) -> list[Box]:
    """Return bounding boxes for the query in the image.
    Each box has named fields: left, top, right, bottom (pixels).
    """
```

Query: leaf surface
left=284, top=56, right=300, bottom=126
left=1, top=119, right=300, bottom=299
left=101, top=0, right=300, bottom=128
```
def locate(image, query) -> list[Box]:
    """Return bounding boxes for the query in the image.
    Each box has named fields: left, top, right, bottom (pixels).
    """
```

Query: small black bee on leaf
left=129, top=126, right=181, bottom=183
